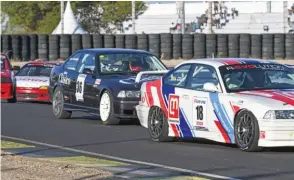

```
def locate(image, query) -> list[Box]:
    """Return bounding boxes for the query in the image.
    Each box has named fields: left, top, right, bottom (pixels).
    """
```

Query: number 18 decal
left=193, top=97, right=207, bottom=127
left=75, top=74, right=87, bottom=102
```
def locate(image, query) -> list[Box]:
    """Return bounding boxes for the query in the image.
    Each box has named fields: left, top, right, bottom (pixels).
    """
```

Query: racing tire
left=234, top=110, right=262, bottom=152
left=52, top=87, right=72, bottom=119
left=7, top=89, right=16, bottom=103
left=148, top=106, right=174, bottom=142
left=99, top=90, right=120, bottom=125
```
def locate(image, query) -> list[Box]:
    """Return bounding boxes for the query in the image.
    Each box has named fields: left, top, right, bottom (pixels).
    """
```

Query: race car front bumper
left=0, top=82, right=13, bottom=99
left=16, top=87, right=51, bottom=102
left=258, top=119, right=294, bottom=147
left=113, top=100, right=139, bottom=119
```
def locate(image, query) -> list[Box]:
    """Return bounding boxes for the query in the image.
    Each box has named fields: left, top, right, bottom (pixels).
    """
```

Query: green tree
left=1, top=1, right=147, bottom=34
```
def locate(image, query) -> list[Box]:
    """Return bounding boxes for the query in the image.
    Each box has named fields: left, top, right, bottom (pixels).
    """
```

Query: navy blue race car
left=49, top=48, right=169, bottom=125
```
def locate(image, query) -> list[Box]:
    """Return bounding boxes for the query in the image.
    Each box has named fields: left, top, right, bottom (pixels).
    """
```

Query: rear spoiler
left=135, top=70, right=169, bottom=83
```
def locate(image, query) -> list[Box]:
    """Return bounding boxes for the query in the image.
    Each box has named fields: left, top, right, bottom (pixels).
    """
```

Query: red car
left=15, top=62, right=58, bottom=102
left=0, top=53, right=17, bottom=103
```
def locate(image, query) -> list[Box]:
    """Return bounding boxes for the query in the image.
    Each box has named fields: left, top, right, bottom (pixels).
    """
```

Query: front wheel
left=52, top=87, right=72, bottom=119
left=234, top=110, right=262, bottom=152
left=99, top=90, right=120, bottom=125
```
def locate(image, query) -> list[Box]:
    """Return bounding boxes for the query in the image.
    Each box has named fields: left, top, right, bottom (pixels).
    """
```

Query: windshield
left=99, top=53, right=167, bottom=74
left=219, top=64, right=294, bottom=92
left=16, top=64, right=54, bottom=77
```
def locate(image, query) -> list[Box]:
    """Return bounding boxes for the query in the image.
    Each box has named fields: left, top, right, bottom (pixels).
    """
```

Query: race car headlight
left=39, top=86, right=48, bottom=90
left=263, top=110, right=294, bottom=119
left=117, top=90, right=140, bottom=98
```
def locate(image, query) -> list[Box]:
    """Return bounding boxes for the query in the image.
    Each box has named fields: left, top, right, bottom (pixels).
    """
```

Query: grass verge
left=1, top=140, right=35, bottom=149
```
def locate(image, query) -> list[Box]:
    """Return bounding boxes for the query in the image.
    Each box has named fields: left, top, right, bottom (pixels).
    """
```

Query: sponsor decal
left=17, top=78, right=48, bottom=82
left=290, top=132, right=294, bottom=137
left=194, top=126, right=209, bottom=131
left=58, top=74, right=71, bottom=85
left=226, top=64, right=285, bottom=71
left=193, top=97, right=207, bottom=127
left=93, top=79, right=101, bottom=87
left=119, top=76, right=160, bottom=84
left=168, top=94, right=180, bottom=123
left=260, top=131, right=266, bottom=139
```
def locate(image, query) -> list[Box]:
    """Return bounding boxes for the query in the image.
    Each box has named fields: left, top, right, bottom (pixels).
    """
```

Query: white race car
left=136, top=58, right=294, bottom=152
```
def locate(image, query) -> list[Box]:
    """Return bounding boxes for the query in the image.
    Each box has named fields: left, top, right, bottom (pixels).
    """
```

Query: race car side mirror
left=203, top=82, right=220, bottom=93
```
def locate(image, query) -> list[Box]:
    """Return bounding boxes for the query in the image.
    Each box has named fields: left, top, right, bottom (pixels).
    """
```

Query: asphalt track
left=2, top=102, right=294, bottom=180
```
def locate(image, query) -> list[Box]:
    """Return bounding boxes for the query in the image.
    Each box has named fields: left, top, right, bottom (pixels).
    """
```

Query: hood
left=16, top=76, right=50, bottom=88
left=232, top=89, right=294, bottom=108
left=102, top=74, right=162, bottom=89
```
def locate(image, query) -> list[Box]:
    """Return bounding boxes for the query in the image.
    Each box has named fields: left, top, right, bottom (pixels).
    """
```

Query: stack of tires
left=160, top=33, right=172, bottom=60
left=148, top=34, right=160, bottom=57
left=193, top=34, right=205, bottom=59
left=262, top=34, right=274, bottom=59
left=11, top=35, right=21, bottom=60
left=38, top=34, right=49, bottom=60
left=104, top=35, right=115, bottom=48
left=273, top=34, right=285, bottom=59
left=228, top=34, right=239, bottom=58
left=92, top=34, right=103, bottom=48
left=125, top=34, right=137, bottom=49
left=49, top=35, right=59, bottom=60
left=239, top=34, right=251, bottom=58
left=217, top=34, right=228, bottom=58
left=251, top=34, right=262, bottom=59
left=30, top=34, right=38, bottom=60
left=60, top=35, right=71, bottom=59
left=172, top=34, right=181, bottom=59
left=182, top=34, right=193, bottom=59
left=285, top=34, right=294, bottom=59
left=21, top=35, right=30, bottom=61
left=71, top=35, right=82, bottom=53
left=137, top=34, right=148, bottom=51
left=2, top=35, right=11, bottom=57
left=115, top=35, right=125, bottom=48
left=82, top=34, right=92, bottom=49
left=206, top=34, right=216, bottom=58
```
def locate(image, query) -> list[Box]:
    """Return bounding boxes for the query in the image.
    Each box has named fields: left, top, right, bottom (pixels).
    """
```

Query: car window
left=76, top=53, right=96, bottom=73
left=64, top=52, right=82, bottom=71
left=99, top=53, right=166, bottom=74
left=16, top=65, right=30, bottom=76
left=16, top=65, right=54, bottom=77
left=188, top=65, right=219, bottom=91
left=163, top=64, right=191, bottom=87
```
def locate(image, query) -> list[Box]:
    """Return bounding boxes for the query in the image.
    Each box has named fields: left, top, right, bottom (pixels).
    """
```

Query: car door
left=186, top=64, right=222, bottom=134
left=74, top=52, right=97, bottom=108
left=62, top=52, right=84, bottom=104
left=161, top=63, right=195, bottom=138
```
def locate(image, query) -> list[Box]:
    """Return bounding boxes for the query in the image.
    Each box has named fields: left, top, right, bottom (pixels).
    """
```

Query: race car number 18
left=75, top=74, right=87, bottom=102
left=193, top=97, right=207, bottom=127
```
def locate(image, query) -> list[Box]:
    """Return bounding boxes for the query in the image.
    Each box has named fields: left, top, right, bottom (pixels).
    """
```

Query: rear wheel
left=148, top=106, right=174, bottom=142
left=7, top=88, right=16, bottom=103
left=99, top=90, right=120, bottom=125
left=52, top=87, right=72, bottom=119
left=234, top=110, right=262, bottom=152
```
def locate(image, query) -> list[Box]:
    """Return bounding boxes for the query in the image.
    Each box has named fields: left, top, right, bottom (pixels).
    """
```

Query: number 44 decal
left=75, top=74, right=87, bottom=102
left=193, top=97, right=207, bottom=127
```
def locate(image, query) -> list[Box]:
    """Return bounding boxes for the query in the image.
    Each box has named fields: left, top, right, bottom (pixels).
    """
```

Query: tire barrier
left=21, top=35, right=30, bottom=61
left=251, top=34, right=262, bottom=59
left=274, top=34, right=285, bottom=59
left=115, top=35, right=125, bottom=48
left=239, top=34, right=250, bottom=58
left=49, top=35, right=59, bottom=60
left=11, top=35, right=21, bottom=60
left=148, top=34, right=160, bottom=57
left=38, top=34, right=49, bottom=61
left=173, top=34, right=182, bottom=59
left=82, top=34, right=92, bottom=49
left=182, top=34, right=193, bottom=59
left=228, top=34, right=239, bottom=58
left=217, top=34, right=228, bottom=58
left=206, top=34, right=216, bottom=58
left=125, top=34, right=137, bottom=50
left=285, top=34, right=294, bottom=59
left=60, top=35, right=71, bottom=59
left=262, top=34, right=274, bottom=59
left=30, top=34, right=38, bottom=60
left=193, top=34, right=205, bottom=59
left=137, top=34, right=148, bottom=51
left=104, top=35, right=115, bottom=48
left=2, top=33, right=294, bottom=61
left=160, top=33, right=172, bottom=60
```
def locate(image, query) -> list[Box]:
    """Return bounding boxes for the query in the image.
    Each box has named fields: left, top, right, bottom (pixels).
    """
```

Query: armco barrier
left=1, top=33, right=294, bottom=61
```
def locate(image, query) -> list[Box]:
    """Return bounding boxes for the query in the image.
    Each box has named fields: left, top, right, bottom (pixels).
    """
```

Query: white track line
left=2, top=135, right=241, bottom=180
